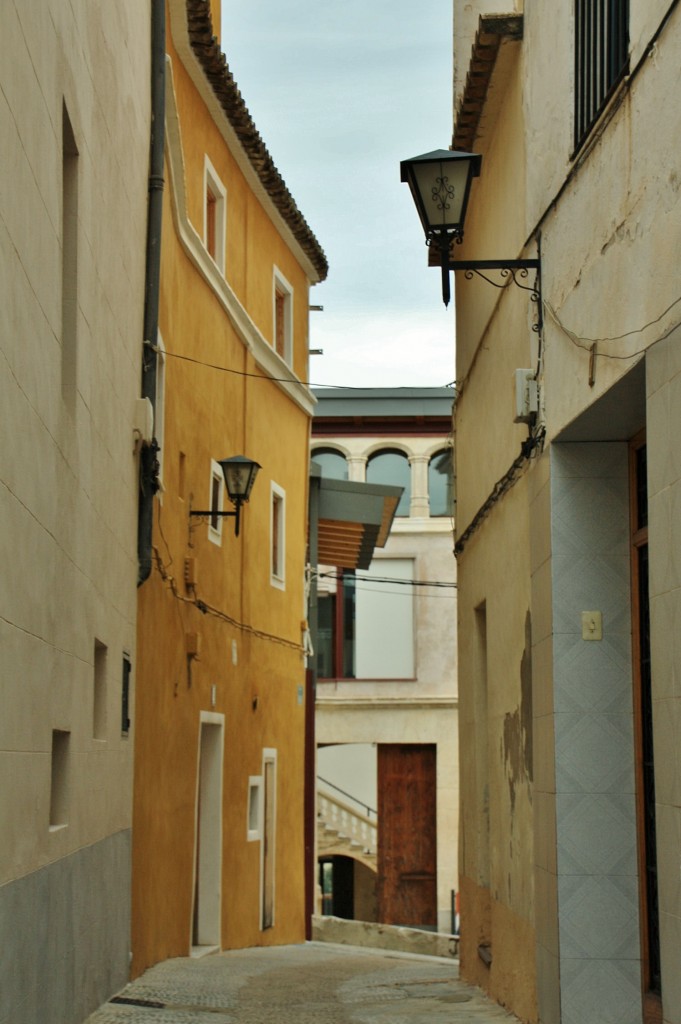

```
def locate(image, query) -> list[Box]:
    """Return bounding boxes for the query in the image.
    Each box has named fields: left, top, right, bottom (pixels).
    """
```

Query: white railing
left=317, top=790, right=377, bottom=855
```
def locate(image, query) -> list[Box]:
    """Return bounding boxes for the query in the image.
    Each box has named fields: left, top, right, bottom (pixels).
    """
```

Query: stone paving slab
left=85, top=942, right=520, bottom=1024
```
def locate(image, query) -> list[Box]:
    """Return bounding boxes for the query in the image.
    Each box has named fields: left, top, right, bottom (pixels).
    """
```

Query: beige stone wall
left=0, top=0, right=148, bottom=899
left=0, top=0, right=150, bottom=1018
left=453, top=2, right=681, bottom=1022
left=646, top=330, right=681, bottom=1023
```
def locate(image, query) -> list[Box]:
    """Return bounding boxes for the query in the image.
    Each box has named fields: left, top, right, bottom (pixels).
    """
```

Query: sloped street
left=85, top=943, right=520, bottom=1024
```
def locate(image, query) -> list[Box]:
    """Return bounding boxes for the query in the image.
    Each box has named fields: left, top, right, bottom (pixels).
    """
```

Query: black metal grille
left=574, top=0, right=629, bottom=148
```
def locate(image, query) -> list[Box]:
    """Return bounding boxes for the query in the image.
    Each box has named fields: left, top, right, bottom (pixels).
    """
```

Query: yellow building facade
left=132, top=0, right=327, bottom=975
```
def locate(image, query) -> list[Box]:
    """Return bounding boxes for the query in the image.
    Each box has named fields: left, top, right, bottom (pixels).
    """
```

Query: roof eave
left=178, top=0, right=328, bottom=282
left=452, top=13, right=524, bottom=152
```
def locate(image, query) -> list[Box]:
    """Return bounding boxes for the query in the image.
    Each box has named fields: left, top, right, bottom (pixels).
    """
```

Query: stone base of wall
left=0, top=831, right=131, bottom=1024
left=312, top=914, right=459, bottom=959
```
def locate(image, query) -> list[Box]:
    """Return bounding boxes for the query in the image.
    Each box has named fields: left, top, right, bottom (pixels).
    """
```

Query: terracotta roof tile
left=453, top=14, right=523, bottom=152
left=185, top=0, right=328, bottom=281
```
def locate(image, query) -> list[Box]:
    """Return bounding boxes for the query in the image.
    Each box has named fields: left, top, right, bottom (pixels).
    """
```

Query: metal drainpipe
left=138, top=0, right=166, bottom=586
left=305, top=465, right=321, bottom=936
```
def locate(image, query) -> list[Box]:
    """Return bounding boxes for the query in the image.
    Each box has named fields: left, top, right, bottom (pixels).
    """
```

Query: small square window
left=204, top=157, right=226, bottom=273
left=270, top=483, right=285, bottom=588
left=121, top=653, right=132, bottom=736
left=272, top=268, right=293, bottom=365
left=50, top=730, right=70, bottom=829
left=247, top=776, right=262, bottom=841
left=208, top=459, right=225, bottom=546
left=93, top=639, right=107, bottom=741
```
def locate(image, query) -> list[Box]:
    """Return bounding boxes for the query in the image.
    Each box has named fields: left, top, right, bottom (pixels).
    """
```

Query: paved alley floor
left=85, top=942, right=520, bottom=1023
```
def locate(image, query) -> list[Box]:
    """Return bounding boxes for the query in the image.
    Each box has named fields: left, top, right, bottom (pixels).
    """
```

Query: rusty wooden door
left=377, top=744, right=437, bottom=928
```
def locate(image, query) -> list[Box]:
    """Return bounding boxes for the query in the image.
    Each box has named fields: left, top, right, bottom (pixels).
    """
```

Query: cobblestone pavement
left=85, top=942, right=520, bottom=1024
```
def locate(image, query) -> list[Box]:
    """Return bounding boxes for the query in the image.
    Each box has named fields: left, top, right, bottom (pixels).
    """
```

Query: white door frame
left=191, top=711, right=224, bottom=951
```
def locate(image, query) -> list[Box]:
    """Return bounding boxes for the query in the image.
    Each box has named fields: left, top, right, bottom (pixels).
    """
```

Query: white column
left=347, top=456, right=367, bottom=482
left=409, top=455, right=430, bottom=517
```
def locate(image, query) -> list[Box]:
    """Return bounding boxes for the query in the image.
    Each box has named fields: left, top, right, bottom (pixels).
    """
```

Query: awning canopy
left=311, top=472, right=403, bottom=571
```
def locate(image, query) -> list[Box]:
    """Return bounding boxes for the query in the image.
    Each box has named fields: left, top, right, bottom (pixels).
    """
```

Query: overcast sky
left=221, top=0, right=456, bottom=390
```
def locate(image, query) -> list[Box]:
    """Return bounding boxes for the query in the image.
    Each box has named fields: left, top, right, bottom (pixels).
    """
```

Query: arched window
left=429, top=448, right=454, bottom=517
left=366, top=449, right=410, bottom=516
left=311, top=448, right=348, bottom=480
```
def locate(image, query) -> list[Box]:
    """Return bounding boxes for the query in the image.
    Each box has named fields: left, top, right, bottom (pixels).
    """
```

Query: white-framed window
left=155, top=332, right=166, bottom=492
left=272, top=266, right=293, bottom=365
left=247, top=775, right=262, bottom=841
left=270, top=482, right=285, bottom=588
left=208, top=459, right=225, bottom=546
left=316, top=557, right=416, bottom=680
left=204, top=156, right=226, bottom=273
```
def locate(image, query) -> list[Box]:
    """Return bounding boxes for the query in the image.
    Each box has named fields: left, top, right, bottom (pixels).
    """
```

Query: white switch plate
left=581, top=610, right=603, bottom=640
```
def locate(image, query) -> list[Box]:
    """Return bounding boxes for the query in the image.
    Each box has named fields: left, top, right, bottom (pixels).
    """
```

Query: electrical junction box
left=514, top=369, right=539, bottom=423
left=185, top=631, right=201, bottom=659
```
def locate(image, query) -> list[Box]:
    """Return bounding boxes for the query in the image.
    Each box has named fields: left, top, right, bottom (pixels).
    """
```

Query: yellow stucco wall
left=132, top=6, right=315, bottom=976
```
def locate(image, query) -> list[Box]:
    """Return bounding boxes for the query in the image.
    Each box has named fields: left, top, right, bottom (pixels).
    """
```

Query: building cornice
left=316, top=695, right=458, bottom=711
left=453, top=13, right=524, bottom=152
left=312, top=416, right=453, bottom=438
left=170, top=0, right=328, bottom=283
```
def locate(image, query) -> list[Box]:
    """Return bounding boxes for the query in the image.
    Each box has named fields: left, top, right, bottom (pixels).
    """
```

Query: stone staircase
left=317, top=787, right=377, bottom=870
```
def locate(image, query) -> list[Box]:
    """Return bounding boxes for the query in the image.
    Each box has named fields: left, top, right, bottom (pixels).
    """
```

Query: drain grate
left=110, top=996, right=166, bottom=1008
left=110, top=995, right=234, bottom=1015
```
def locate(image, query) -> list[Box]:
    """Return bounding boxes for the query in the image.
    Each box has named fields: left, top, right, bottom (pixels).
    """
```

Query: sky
left=220, top=0, right=456, bottom=390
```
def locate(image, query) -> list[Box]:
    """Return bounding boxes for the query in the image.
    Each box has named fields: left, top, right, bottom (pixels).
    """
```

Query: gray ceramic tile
left=560, top=957, right=642, bottom=1024
left=552, top=632, right=632, bottom=715
left=553, top=443, right=628, bottom=481
left=558, top=873, right=640, bottom=960
left=660, top=909, right=681, bottom=1024
left=655, top=803, right=681, bottom=914
left=556, top=792, right=637, bottom=876
left=554, top=713, right=635, bottom=795
left=551, top=553, right=632, bottom=636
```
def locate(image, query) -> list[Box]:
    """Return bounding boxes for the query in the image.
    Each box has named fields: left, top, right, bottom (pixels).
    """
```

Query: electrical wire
left=545, top=295, right=681, bottom=359
left=152, top=547, right=305, bottom=653
left=318, top=583, right=457, bottom=600
left=316, top=570, right=457, bottom=590
left=164, top=349, right=457, bottom=392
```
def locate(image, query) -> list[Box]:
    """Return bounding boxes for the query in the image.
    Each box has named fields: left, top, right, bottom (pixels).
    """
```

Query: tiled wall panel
left=550, top=443, right=642, bottom=1024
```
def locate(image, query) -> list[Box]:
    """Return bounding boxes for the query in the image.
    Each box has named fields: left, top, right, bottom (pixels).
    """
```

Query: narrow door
left=630, top=438, right=661, bottom=1022
left=192, top=719, right=222, bottom=949
left=261, top=754, right=276, bottom=929
left=377, top=744, right=437, bottom=928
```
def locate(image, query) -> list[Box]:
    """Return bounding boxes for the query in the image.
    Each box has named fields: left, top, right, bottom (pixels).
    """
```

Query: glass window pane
left=342, top=573, right=356, bottom=679
left=429, top=449, right=454, bottom=517
left=355, top=558, right=414, bottom=679
left=317, top=594, right=336, bottom=678
left=312, top=448, right=348, bottom=480
left=366, top=450, right=410, bottom=515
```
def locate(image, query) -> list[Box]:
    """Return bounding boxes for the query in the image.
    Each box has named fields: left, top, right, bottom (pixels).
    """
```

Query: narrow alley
left=85, top=943, right=520, bottom=1024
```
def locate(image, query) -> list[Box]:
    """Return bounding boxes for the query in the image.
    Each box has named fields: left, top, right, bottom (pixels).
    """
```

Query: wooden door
left=377, top=744, right=437, bottom=928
